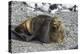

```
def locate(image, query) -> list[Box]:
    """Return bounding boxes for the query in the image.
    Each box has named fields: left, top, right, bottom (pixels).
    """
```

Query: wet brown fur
left=49, top=16, right=64, bottom=43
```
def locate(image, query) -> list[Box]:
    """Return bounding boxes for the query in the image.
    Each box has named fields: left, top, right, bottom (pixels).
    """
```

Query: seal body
left=31, top=15, right=52, bottom=43
left=15, top=15, right=52, bottom=43
left=14, top=15, right=64, bottom=43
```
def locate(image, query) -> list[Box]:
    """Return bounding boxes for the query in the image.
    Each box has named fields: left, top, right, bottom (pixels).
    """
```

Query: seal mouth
left=52, top=24, right=57, bottom=27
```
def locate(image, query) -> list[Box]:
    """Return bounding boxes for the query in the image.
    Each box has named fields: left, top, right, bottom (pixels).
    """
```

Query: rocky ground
left=9, top=1, right=78, bottom=53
